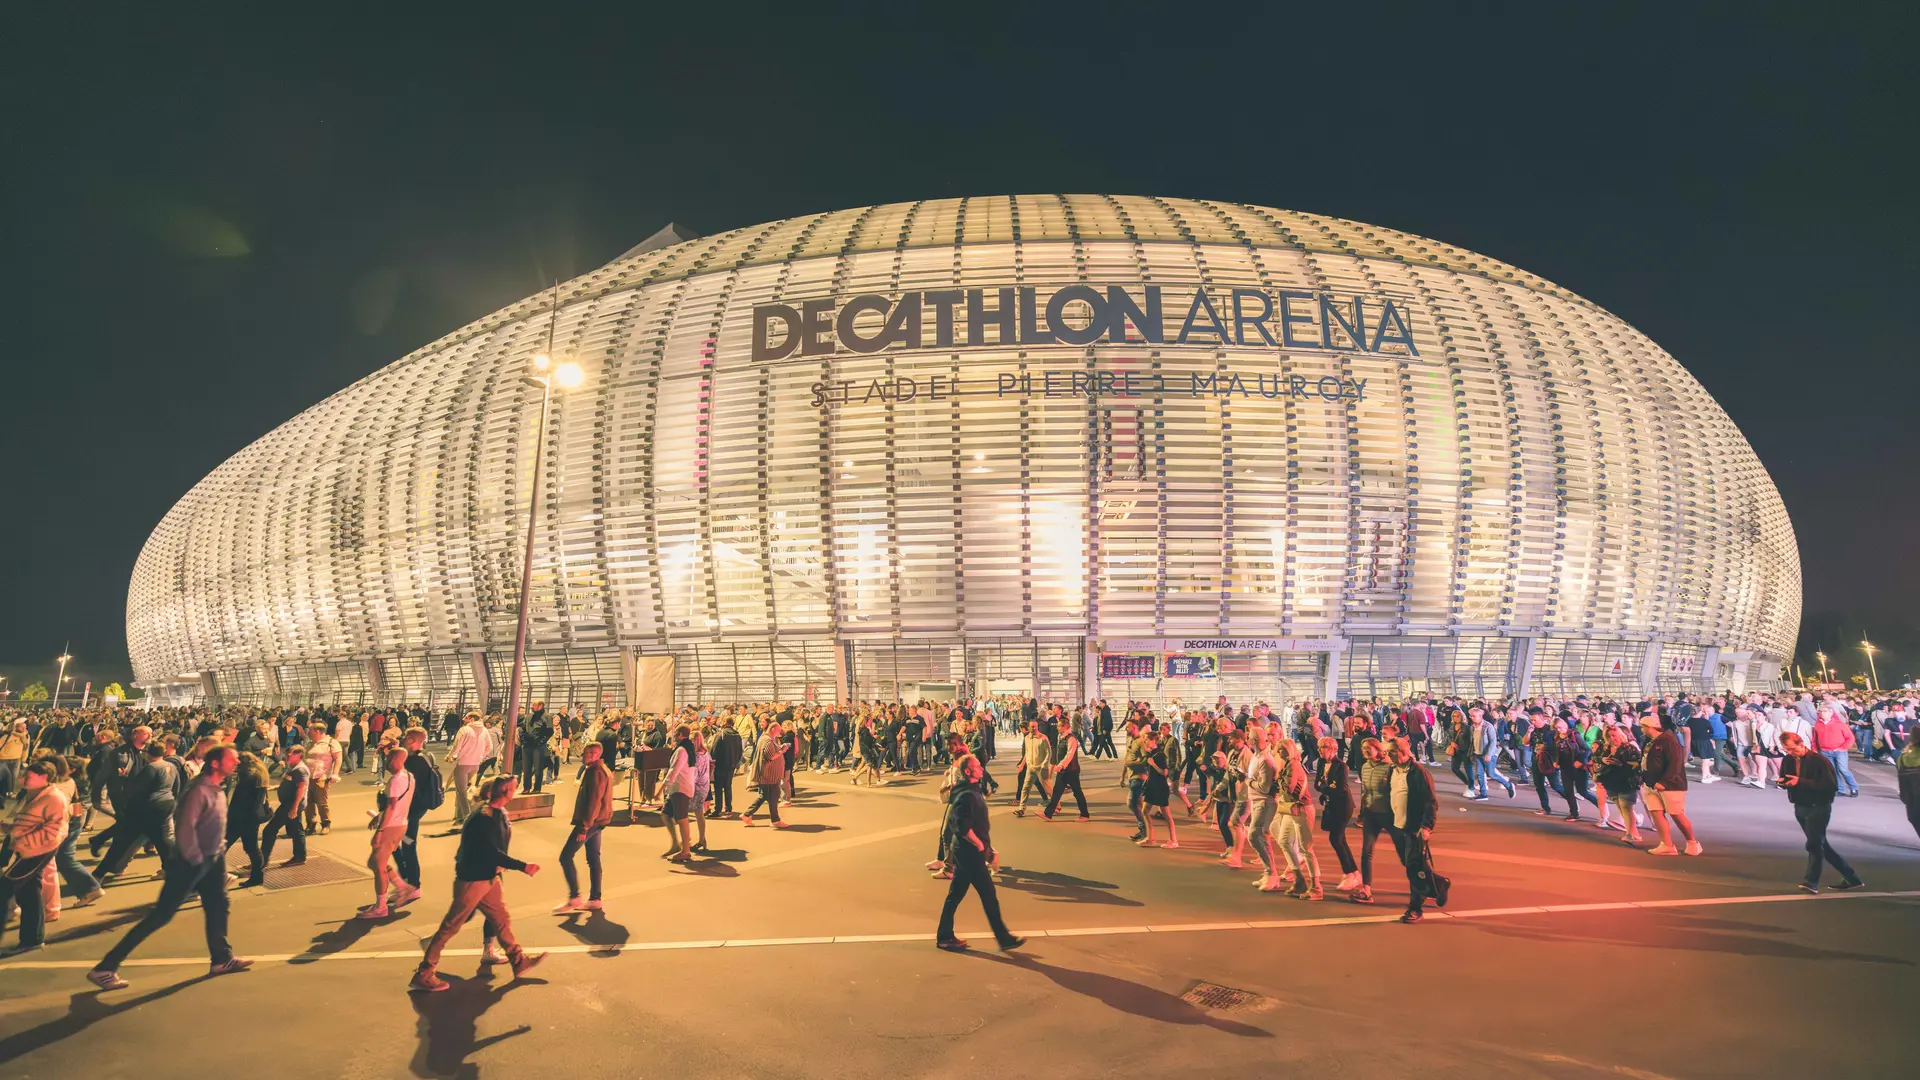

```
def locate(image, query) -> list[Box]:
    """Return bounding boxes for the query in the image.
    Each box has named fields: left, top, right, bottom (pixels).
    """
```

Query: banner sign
left=1100, top=654, right=1158, bottom=680
left=756, top=285, right=1420, bottom=363
left=1103, top=637, right=1340, bottom=653
left=1163, top=654, right=1219, bottom=678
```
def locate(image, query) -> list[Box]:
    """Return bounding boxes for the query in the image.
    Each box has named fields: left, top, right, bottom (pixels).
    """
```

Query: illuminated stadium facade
left=127, top=196, right=1800, bottom=711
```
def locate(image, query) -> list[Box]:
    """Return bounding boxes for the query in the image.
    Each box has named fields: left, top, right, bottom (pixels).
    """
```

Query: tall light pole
left=51, top=646, right=72, bottom=709
left=1860, top=639, right=1879, bottom=692
left=500, top=288, right=585, bottom=779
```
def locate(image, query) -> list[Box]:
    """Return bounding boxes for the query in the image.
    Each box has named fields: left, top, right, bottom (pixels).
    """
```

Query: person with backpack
left=392, top=726, right=443, bottom=908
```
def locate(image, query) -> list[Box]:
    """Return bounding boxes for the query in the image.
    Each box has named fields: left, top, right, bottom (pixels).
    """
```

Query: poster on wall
left=1101, top=654, right=1158, bottom=680
left=1164, top=653, right=1219, bottom=678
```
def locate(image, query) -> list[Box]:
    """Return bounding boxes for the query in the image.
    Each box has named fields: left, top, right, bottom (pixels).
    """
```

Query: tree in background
left=103, top=682, right=128, bottom=701
left=19, top=681, right=48, bottom=702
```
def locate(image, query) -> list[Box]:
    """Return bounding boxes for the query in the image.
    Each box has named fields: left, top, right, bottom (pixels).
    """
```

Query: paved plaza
left=2, top=750, right=1916, bottom=1080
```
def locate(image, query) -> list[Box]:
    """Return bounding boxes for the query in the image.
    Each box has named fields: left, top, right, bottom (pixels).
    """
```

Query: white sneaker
left=1336, top=872, right=1361, bottom=891
left=357, top=904, right=390, bottom=920
left=390, top=886, right=422, bottom=907
left=1683, top=840, right=1703, bottom=856
left=553, top=898, right=586, bottom=914
left=483, top=943, right=509, bottom=964
left=583, top=899, right=604, bottom=911
left=1160, top=840, right=1180, bottom=850
left=924, top=859, right=945, bottom=871
left=1258, top=877, right=1286, bottom=893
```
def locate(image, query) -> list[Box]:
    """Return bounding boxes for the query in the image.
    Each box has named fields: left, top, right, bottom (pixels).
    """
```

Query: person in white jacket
left=449, top=714, right=489, bottom=822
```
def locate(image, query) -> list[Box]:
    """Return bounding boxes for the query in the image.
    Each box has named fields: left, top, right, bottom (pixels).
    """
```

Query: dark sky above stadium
left=6, top=4, right=1914, bottom=688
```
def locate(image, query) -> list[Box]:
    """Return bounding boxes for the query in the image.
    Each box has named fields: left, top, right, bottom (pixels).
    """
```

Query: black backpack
left=418, top=752, right=446, bottom=811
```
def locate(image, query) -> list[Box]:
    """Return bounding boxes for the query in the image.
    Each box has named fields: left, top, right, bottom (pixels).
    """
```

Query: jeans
left=97, top=811, right=174, bottom=878
left=1323, top=814, right=1357, bottom=875
left=712, top=769, right=735, bottom=815
left=1043, top=769, right=1088, bottom=817
left=560, top=825, right=604, bottom=900
left=393, top=815, right=424, bottom=889
left=1358, top=809, right=1393, bottom=886
left=1388, top=825, right=1432, bottom=913
left=1127, top=777, right=1148, bottom=832
left=1273, top=812, right=1319, bottom=887
left=261, top=803, right=306, bottom=864
left=744, top=783, right=783, bottom=823
left=1248, top=798, right=1280, bottom=874
left=1820, top=750, right=1858, bottom=796
left=97, top=856, right=232, bottom=971
left=1794, top=802, right=1859, bottom=887
left=1, top=852, right=56, bottom=947
left=55, top=828, right=100, bottom=897
left=1475, top=754, right=1513, bottom=798
left=453, top=764, right=478, bottom=822
left=937, top=845, right=1016, bottom=947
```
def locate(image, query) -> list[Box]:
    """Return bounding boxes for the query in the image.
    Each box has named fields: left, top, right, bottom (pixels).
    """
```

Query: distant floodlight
left=532, top=353, right=552, bottom=371
left=553, top=361, right=585, bottom=390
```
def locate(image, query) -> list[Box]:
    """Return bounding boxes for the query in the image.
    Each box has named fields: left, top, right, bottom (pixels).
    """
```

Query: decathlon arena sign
left=754, top=284, right=1420, bottom=407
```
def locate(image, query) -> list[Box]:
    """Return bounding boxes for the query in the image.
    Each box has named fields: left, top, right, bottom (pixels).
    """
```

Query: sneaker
left=1013, top=808, right=1025, bottom=818
left=1258, top=878, right=1286, bottom=893
left=1797, top=883, right=1819, bottom=894
left=1075, top=815, right=1092, bottom=822
left=1223, top=856, right=1244, bottom=869
left=1350, top=887, right=1374, bottom=904
left=931, top=869, right=953, bottom=880
left=1336, top=872, right=1361, bottom=891
left=511, top=952, right=546, bottom=979
left=74, top=888, right=105, bottom=907
left=583, top=899, right=605, bottom=910
left=1562, top=815, right=1581, bottom=823
left=391, top=886, right=422, bottom=907
left=1160, top=840, right=1180, bottom=849
left=1646, top=844, right=1679, bottom=856
left=1683, top=840, right=1703, bottom=857
left=1, top=942, right=45, bottom=958
left=771, top=821, right=790, bottom=829
left=553, top=898, right=586, bottom=914
left=280, top=858, right=306, bottom=868
left=1399, top=910, right=1423, bottom=923
left=935, top=938, right=970, bottom=952
left=1833, top=879, right=1866, bottom=891
left=357, top=904, right=390, bottom=920
left=998, top=935, right=1027, bottom=952
left=86, top=968, right=129, bottom=991
left=1305, top=886, right=1324, bottom=901
left=209, top=957, right=252, bottom=976
left=483, top=943, right=509, bottom=964
left=1622, top=834, right=1642, bottom=845
left=742, top=815, right=756, bottom=827
left=1135, top=838, right=1157, bottom=847
left=1128, top=831, right=1146, bottom=843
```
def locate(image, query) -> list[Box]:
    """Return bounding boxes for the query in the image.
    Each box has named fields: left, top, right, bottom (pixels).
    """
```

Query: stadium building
left=127, top=196, right=1800, bottom=711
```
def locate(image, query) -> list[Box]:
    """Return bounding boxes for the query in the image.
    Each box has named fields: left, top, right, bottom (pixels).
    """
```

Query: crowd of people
left=1, top=684, right=1915, bottom=984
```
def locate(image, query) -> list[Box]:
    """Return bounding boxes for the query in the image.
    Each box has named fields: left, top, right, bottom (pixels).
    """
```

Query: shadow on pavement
left=292, top=909, right=407, bottom=964
left=43, top=908, right=144, bottom=946
left=692, top=846, right=747, bottom=862
left=772, top=823, right=839, bottom=834
left=557, top=910, right=630, bottom=955
left=1464, top=910, right=1916, bottom=966
left=0, top=976, right=216, bottom=1064
left=965, top=953, right=1271, bottom=1037
left=408, top=969, right=539, bottom=1079
left=993, top=868, right=1143, bottom=907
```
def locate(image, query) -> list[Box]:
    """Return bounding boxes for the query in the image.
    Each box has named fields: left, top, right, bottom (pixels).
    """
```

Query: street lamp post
left=1860, top=639, right=1879, bottom=692
left=51, top=647, right=72, bottom=709
left=1813, top=650, right=1829, bottom=686
left=499, top=292, right=584, bottom=781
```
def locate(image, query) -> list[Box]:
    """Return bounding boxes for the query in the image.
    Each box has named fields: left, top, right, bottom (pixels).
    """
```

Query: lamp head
left=553, top=361, right=585, bottom=390
left=531, top=353, right=551, bottom=372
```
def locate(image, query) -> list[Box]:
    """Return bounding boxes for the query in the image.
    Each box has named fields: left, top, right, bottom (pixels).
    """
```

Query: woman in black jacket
left=1315, top=736, right=1359, bottom=890
left=228, top=751, right=272, bottom=887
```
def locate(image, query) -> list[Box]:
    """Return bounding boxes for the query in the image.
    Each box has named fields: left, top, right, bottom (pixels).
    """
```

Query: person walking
left=228, top=751, right=272, bottom=887
left=1270, top=738, right=1321, bottom=899
left=1012, top=720, right=1053, bottom=817
left=409, top=776, right=545, bottom=992
left=711, top=718, right=742, bottom=815
left=260, top=744, right=309, bottom=868
left=934, top=755, right=1026, bottom=953
left=392, top=727, right=440, bottom=908
left=1351, top=737, right=1394, bottom=904
left=1039, top=718, right=1090, bottom=821
left=1315, top=736, right=1359, bottom=892
left=360, top=747, right=415, bottom=919
left=449, top=712, right=488, bottom=823
left=1779, top=732, right=1865, bottom=894
left=555, top=741, right=613, bottom=912
left=302, top=722, right=342, bottom=834
left=1638, top=713, right=1701, bottom=856
left=0, top=761, right=68, bottom=956
left=741, top=721, right=789, bottom=828
left=1592, top=726, right=1646, bottom=844
left=1386, top=737, right=1447, bottom=923
left=660, top=724, right=697, bottom=862
left=86, top=746, right=252, bottom=990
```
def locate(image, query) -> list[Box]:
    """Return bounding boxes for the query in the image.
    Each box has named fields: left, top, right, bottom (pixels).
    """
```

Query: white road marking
left=3, top=889, right=1912, bottom=972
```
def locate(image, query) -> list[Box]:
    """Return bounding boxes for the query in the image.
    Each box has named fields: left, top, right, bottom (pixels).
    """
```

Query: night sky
left=7, top=6, right=1914, bottom=691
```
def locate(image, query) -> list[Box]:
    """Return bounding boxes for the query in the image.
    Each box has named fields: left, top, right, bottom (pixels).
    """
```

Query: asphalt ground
left=2, top=746, right=1916, bottom=1080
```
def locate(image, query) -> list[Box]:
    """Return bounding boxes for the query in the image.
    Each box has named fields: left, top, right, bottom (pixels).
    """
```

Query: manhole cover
left=1181, top=981, right=1265, bottom=1011
left=225, top=848, right=368, bottom=892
